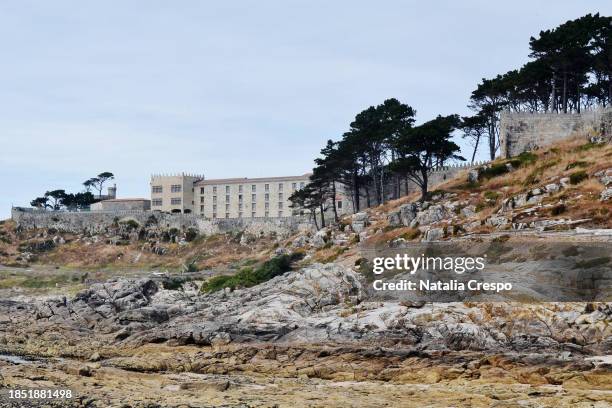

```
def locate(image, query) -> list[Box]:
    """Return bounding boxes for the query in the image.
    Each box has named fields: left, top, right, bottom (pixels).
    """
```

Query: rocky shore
left=1, top=262, right=610, bottom=407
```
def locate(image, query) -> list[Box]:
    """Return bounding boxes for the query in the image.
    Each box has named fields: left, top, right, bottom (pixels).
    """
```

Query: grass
left=200, top=253, right=303, bottom=293
left=569, top=171, right=588, bottom=185
left=565, top=161, right=590, bottom=170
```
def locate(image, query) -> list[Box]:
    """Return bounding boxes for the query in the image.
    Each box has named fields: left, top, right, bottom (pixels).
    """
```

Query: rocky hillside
left=0, top=137, right=611, bottom=407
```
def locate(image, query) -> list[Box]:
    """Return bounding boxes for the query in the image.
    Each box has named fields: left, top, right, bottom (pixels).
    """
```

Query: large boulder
left=422, top=227, right=444, bottom=242
left=601, top=188, right=612, bottom=201
left=399, top=203, right=418, bottom=226
left=351, top=212, right=369, bottom=233
left=312, top=229, right=328, bottom=248
left=467, top=169, right=479, bottom=183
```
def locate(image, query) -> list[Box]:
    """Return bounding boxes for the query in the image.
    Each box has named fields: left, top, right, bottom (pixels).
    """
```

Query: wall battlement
left=499, top=107, right=612, bottom=158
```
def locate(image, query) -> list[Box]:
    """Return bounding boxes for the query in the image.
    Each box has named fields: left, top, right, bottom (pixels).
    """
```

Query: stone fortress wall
left=11, top=207, right=313, bottom=237
left=499, top=107, right=612, bottom=158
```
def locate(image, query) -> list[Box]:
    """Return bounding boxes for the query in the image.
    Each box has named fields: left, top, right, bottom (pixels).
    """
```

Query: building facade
left=149, top=174, right=204, bottom=213
left=150, top=173, right=353, bottom=218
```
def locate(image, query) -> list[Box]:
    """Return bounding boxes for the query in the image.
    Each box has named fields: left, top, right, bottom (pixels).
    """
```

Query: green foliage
left=551, top=204, right=566, bottom=216
left=185, top=228, right=198, bottom=242
left=479, top=163, right=509, bottom=179
left=200, top=253, right=302, bottom=293
left=566, top=161, right=590, bottom=170
left=514, top=152, right=538, bottom=166
left=569, top=171, right=588, bottom=184
left=578, top=142, right=604, bottom=152
left=483, top=191, right=499, bottom=201
left=119, top=219, right=140, bottom=231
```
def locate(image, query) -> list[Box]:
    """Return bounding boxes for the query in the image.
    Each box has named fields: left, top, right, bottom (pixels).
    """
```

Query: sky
left=1, top=1, right=610, bottom=219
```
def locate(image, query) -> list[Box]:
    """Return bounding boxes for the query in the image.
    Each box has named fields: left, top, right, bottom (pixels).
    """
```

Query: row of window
left=200, top=182, right=305, bottom=194
left=205, top=193, right=284, bottom=203
left=152, top=198, right=181, bottom=206
left=151, top=185, right=183, bottom=194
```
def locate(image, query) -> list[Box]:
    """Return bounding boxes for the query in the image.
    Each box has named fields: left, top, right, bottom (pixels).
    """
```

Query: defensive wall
left=499, top=107, right=612, bottom=158
left=11, top=207, right=313, bottom=237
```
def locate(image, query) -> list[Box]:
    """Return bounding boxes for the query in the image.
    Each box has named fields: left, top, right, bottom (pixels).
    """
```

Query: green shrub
left=565, top=161, right=589, bottom=170
left=551, top=204, right=566, bottom=216
left=569, top=171, right=588, bottom=185
left=200, top=253, right=303, bottom=293
left=162, top=276, right=186, bottom=290
left=479, top=163, right=509, bottom=180
left=578, top=142, right=604, bottom=151
left=185, top=228, right=198, bottom=242
left=119, top=219, right=140, bottom=231
left=483, top=191, right=499, bottom=201
left=515, top=151, right=538, bottom=165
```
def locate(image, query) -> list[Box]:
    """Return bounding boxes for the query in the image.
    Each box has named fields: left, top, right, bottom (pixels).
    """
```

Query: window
left=200, top=187, right=204, bottom=194
left=213, top=186, right=217, bottom=193
left=152, top=199, right=162, bottom=206
left=152, top=186, right=162, bottom=194
left=337, top=201, right=343, bottom=209
left=251, top=202, right=256, bottom=210
left=265, top=184, right=269, bottom=191
left=251, top=185, right=256, bottom=192
left=265, top=202, right=269, bottom=209
left=171, top=198, right=181, bottom=205
left=225, top=204, right=230, bottom=211
left=239, top=203, right=243, bottom=210
left=278, top=210, right=283, bottom=217
left=278, top=193, right=283, bottom=200
left=265, top=211, right=269, bottom=217
left=251, top=194, right=256, bottom=201
left=225, top=213, right=229, bottom=218
left=213, top=204, right=217, bottom=211
left=300, top=182, right=305, bottom=188
left=171, top=185, right=181, bottom=193
left=213, top=213, right=217, bottom=218
left=225, top=195, right=230, bottom=202
left=225, top=185, right=230, bottom=193
left=238, top=185, right=243, bottom=193
left=238, top=194, right=243, bottom=202
left=278, top=183, right=283, bottom=191
left=200, top=205, right=204, bottom=212
left=213, top=196, right=217, bottom=203
left=278, top=202, right=283, bottom=209
left=265, top=193, right=269, bottom=201
left=292, top=183, right=296, bottom=190
left=251, top=211, right=256, bottom=217
left=200, top=196, right=204, bottom=203
left=238, top=212, right=243, bottom=218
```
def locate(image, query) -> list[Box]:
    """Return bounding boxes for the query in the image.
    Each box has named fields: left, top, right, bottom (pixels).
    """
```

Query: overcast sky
left=1, top=1, right=610, bottom=219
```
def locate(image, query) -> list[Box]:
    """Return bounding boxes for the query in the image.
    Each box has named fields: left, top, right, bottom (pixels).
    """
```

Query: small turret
left=107, top=184, right=117, bottom=199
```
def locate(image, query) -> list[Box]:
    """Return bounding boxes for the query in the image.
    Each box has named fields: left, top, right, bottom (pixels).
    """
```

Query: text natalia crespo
left=372, top=279, right=512, bottom=292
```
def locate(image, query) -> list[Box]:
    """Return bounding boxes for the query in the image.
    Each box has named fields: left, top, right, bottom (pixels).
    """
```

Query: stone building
left=149, top=173, right=205, bottom=213
left=90, top=198, right=151, bottom=212
left=150, top=173, right=353, bottom=218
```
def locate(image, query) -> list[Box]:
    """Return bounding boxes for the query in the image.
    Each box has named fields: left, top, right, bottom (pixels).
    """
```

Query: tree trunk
left=319, top=204, right=326, bottom=228
left=420, top=169, right=429, bottom=201
left=562, top=70, right=568, bottom=114
left=471, top=134, right=480, bottom=162
left=331, top=182, right=338, bottom=222
left=352, top=170, right=360, bottom=212
left=489, top=119, right=496, bottom=160
left=312, top=211, right=319, bottom=230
